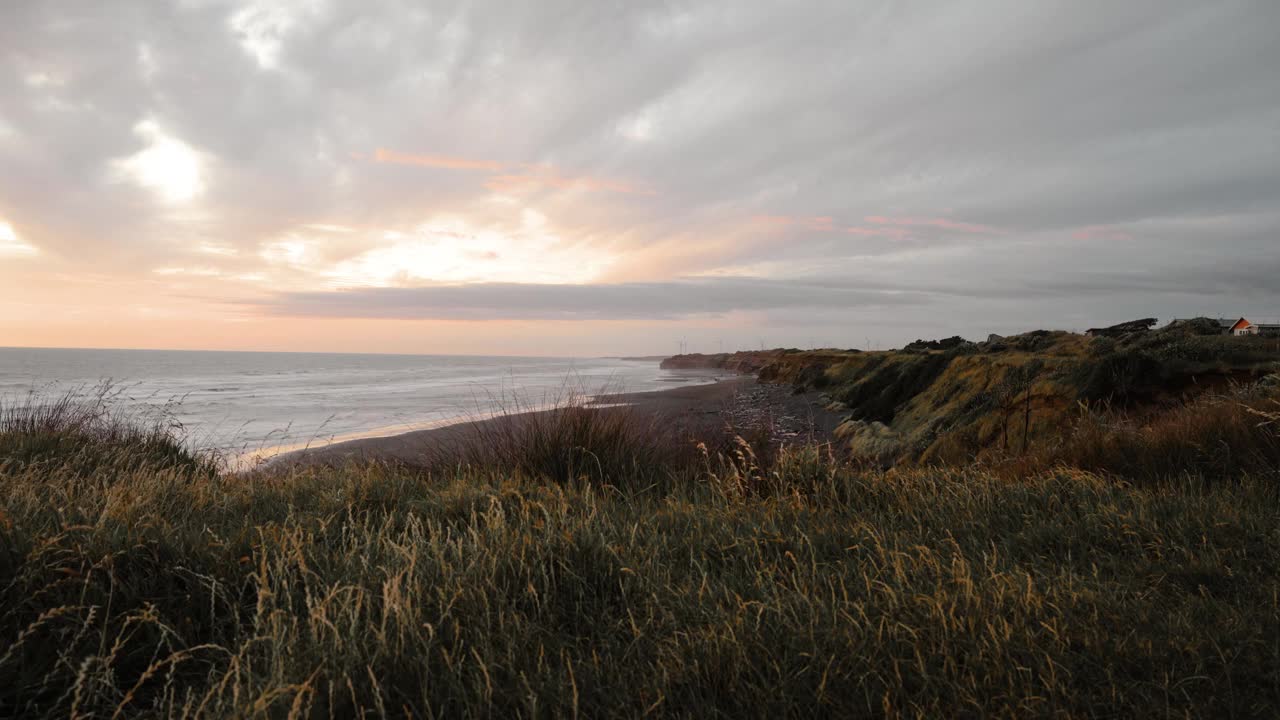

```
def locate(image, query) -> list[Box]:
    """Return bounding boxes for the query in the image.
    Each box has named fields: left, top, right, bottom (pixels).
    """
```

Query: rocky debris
left=720, top=384, right=825, bottom=444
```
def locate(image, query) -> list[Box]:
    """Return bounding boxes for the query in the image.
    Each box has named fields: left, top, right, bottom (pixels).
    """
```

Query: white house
left=1237, top=322, right=1280, bottom=337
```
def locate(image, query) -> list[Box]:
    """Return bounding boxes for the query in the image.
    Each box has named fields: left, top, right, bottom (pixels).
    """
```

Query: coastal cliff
left=659, top=350, right=785, bottom=374
left=662, top=322, right=1280, bottom=467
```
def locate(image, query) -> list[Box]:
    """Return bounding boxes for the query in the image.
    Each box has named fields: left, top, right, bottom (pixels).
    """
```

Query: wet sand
left=266, top=375, right=841, bottom=468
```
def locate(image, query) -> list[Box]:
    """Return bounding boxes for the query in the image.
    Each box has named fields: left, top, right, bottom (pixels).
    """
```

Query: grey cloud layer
left=254, top=277, right=926, bottom=321
left=3, top=0, right=1279, bottom=334
left=254, top=250, right=1280, bottom=321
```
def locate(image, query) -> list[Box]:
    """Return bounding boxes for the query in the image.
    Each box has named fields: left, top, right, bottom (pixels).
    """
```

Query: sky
left=2, top=0, right=1278, bottom=356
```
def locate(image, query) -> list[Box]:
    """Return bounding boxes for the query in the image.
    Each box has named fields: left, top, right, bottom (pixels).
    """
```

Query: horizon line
left=0, top=344, right=640, bottom=361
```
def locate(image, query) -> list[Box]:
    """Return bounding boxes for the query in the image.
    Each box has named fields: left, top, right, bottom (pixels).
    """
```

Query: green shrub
left=1087, top=335, right=1118, bottom=357
left=1073, top=350, right=1164, bottom=402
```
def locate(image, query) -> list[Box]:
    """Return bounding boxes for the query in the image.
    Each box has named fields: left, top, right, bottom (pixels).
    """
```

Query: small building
left=1240, top=322, right=1280, bottom=337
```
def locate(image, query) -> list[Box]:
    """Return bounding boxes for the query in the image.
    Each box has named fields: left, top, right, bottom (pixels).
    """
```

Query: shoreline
left=260, top=375, right=841, bottom=469
left=232, top=369, right=733, bottom=470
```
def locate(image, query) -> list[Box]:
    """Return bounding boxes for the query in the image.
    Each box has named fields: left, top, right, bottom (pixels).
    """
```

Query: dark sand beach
left=270, top=375, right=842, bottom=468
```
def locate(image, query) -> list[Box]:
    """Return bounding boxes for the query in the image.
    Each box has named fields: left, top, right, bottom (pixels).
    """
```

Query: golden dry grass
left=3, top=403, right=1280, bottom=716
left=3, top=373, right=1280, bottom=717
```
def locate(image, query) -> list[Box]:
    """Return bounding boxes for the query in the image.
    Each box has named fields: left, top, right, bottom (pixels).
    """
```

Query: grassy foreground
left=2, top=395, right=1280, bottom=717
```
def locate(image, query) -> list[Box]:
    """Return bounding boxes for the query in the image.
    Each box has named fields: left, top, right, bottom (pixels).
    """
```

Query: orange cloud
left=485, top=169, right=655, bottom=195
left=367, top=149, right=654, bottom=195
left=372, top=148, right=504, bottom=171
left=864, top=216, right=996, bottom=234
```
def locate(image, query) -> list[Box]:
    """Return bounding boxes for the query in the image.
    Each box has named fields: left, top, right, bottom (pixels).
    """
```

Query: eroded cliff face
left=659, top=351, right=786, bottom=374
left=660, top=349, right=861, bottom=378
left=663, top=327, right=1280, bottom=466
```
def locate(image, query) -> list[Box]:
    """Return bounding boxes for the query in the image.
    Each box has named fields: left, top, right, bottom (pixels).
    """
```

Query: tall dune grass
left=1, top=390, right=1279, bottom=716
left=441, top=387, right=688, bottom=491
left=995, top=384, right=1280, bottom=483
left=0, top=386, right=216, bottom=479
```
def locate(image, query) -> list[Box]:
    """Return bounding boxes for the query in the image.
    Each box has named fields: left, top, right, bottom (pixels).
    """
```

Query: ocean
left=0, top=347, right=721, bottom=458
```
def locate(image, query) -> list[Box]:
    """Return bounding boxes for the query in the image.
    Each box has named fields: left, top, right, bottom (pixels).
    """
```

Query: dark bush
left=1075, top=350, right=1164, bottom=403
left=902, top=335, right=968, bottom=352
left=1087, top=336, right=1118, bottom=357
left=1003, top=329, right=1068, bottom=352
left=1172, top=317, right=1229, bottom=336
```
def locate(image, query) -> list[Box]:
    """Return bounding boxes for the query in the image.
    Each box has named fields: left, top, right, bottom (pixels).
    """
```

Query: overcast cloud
left=2, top=0, right=1279, bottom=351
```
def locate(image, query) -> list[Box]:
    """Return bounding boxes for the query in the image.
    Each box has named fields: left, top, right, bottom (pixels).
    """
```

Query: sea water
left=0, top=347, right=721, bottom=457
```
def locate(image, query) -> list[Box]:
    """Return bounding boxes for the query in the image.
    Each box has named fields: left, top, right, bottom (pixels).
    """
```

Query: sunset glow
left=113, top=120, right=206, bottom=204
left=6, top=5, right=1280, bottom=713
left=2, top=2, right=1278, bottom=355
left=0, top=220, right=37, bottom=256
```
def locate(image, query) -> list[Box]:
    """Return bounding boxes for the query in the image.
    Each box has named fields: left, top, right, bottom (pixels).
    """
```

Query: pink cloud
left=845, top=226, right=911, bottom=238
left=864, top=215, right=996, bottom=234
left=751, top=215, right=909, bottom=238
left=1072, top=226, right=1134, bottom=241
left=750, top=215, right=837, bottom=232
left=754, top=213, right=995, bottom=238
left=372, top=148, right=505, bottom=171
left=750, top=215, right=796, bottom=228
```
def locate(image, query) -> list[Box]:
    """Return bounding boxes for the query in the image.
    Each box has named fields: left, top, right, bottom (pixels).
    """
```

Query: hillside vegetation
left=2, top=346, right=1280, bottom=717
left=675, top=321, right=1280, bottom=470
